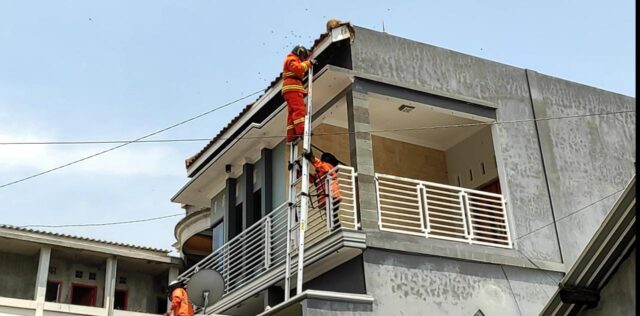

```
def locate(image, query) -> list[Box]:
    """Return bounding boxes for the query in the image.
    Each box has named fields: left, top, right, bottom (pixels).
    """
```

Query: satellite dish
left=186, top=269, right=224, bottom=308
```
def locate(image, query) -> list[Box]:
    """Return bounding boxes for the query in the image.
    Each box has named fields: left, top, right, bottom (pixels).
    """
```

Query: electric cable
left=9, top=213, right=183, bottom=228
left=0, top=89, right=264, bottom=189
left=1, top=110, right=634, bottom=146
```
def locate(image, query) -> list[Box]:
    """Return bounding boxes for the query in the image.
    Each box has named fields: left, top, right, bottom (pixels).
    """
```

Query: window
left=70, top=284, right=97, bottom=306
left=48, top=266, right=56, bottom=275
left=119, top=277, right=127, bottom=284
left=212, top=221, right=224, bottom=251
left=45, top=281, right=61, bottom=302
left=88, top=272, right=96, bottom=280
left=114, top=289, right=128, bottom=310
left=75, top=270, right=83, bottom=278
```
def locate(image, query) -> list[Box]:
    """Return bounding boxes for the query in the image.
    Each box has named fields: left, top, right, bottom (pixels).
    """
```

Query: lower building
left=0, top=225, right=182, bottom=316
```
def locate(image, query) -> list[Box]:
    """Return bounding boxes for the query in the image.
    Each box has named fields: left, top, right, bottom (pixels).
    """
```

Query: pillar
left=346, top=81, right=379, bottom=230
left=103, top=256, right=117, bottom=316
left=34, top=246, right=51, bottom=316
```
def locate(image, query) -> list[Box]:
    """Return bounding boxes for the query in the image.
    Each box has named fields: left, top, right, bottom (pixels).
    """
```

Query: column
left=224, top=177, right=237, bottom=242
left=346, top=81, right=379, bottom=231
left=261, top=148, right=273, bottom=216
left=103, top=256, right=117, bottom=316
left=243, top=163, right=255, bottom=227
left=34, top=246, right=51, bottom=316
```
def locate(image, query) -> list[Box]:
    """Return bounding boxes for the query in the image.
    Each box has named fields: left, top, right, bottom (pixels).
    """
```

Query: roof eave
left=184, top=24, right=353, bottom=177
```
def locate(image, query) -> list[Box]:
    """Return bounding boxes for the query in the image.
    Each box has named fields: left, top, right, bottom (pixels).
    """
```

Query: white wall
left=445, top=126, right=498, bottom=189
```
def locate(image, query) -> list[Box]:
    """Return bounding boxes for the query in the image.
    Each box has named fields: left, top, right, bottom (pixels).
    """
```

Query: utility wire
left=12, top=213, right=183, bottom=228
left=512, top=188, right=625, bottom=242
left=0, top=89, right=264, bottom=189
left=0, top=109, right=634, bottom=146
left=500, top=265, right=524, bottom=316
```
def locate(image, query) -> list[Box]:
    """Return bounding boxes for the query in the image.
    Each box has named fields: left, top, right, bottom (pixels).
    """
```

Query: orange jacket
left=311, top=158, right=341, bottom=200
left=282, top=53, right=311, bottom=94
left=170, top=288, right=194, bottom=316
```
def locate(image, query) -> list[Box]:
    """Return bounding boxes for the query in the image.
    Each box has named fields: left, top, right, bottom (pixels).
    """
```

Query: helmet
left=320, top=153, right=339, bottom=167
left=168, top=280, right=183, bottom=290
left=291, top=45, right=310, bottom=60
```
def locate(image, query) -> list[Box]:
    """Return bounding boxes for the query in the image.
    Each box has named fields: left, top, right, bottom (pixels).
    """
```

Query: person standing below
left=166, top=280, right=194, bottom=316
left=282, top=45, right=313, bottom=143
left=304, top=151, right=342, bottom=228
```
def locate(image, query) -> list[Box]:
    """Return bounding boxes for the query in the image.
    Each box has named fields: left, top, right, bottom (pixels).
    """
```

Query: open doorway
left=70, top=284, right=97, bottom=306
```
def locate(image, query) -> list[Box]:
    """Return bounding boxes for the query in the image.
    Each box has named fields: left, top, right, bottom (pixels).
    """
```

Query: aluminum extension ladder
left=284, top=66, right=313, bottom=300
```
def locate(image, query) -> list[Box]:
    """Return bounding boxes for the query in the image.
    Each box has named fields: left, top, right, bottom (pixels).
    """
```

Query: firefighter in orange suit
left=282, top=45, right=313, bottom=143
left=304, top=152, right=342, bottom=227
left=166, top=280, right=194, bottom=316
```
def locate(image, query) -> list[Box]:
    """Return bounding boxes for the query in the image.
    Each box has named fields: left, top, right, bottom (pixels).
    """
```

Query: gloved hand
left=303, top=151, right=314, bottom=161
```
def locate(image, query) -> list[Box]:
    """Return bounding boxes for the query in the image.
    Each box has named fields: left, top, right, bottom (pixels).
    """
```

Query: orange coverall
left=282, top=53, right=312, bottom=142
left=168, top=288, right=194, bottom=316
left=310, top=158, right=341, bottom=207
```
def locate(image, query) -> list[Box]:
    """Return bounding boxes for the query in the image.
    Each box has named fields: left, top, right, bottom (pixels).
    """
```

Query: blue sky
left=0, top=0, right=634, bottom=252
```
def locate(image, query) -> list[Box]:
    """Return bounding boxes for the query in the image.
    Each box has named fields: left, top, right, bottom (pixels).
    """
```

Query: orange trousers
left=284, top=92, right=306, bottom=142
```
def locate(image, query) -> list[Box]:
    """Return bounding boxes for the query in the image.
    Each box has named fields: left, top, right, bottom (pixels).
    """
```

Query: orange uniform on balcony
left=282, top=45, right=312, bottom=143
left=305, top=152, right=341, bottom=213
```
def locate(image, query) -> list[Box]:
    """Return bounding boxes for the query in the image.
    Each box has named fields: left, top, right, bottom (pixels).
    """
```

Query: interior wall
left=115, top=268, right=158, bottom=313
left=48, top=256, right=106, bottom=307
left=310, top=124, right=351, bottom=165
left=313, top=124, right=448, bottom=184
left=445, top=126, right=498, bottom=189
left=372, top=136, right=448, bottom=184
left=0, top=251, right=37, bottom=300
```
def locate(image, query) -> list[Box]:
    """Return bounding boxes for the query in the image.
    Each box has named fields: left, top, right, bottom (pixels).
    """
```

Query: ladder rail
left=284, top=143, right=297, bottom=300
left=284, top=64, right=314, bottom=300
left=296, top=65, right=313, bottom=295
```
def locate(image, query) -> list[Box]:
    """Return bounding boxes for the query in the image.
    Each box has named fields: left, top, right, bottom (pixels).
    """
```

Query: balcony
left=176, top=165, right=363, bottom=313
left=177, top=162, right=512, bottom=314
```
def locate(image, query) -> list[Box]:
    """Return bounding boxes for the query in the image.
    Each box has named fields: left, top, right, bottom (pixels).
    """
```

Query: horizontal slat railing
left=375, top=173, right=512, bottom=248
left=176, top=165, right=359, bottom=298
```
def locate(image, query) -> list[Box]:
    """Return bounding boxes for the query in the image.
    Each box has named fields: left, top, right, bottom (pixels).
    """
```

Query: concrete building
left=171, top=23, right=636, bottom=315
left=0, top=225, right=182, bottom=316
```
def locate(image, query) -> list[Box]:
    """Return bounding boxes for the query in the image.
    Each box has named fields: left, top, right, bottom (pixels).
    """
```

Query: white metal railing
left=176, top=165, right=358, bottom=295
left=375, top=173, right=512, bottom=248
left=291, top=165, right=359, bottom=251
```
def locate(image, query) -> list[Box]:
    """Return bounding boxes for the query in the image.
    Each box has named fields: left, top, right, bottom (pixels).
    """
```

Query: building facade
left=0, top=225, right=182, bottom=316
left=171, top=24, right=636, bottom=315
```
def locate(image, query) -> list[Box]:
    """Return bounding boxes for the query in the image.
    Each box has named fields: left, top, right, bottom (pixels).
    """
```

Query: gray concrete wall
left=362, top=249, right=560, bottom=316
left=305, top=299, right=372, bottom=316
left=115, top=268, right=161, bottom=313
left=527, top=70, right=636, bottom=265
left=581, top=249, right=636, bottom=316
left=350, top=26, right=561, bottom=263
left=0, top=251, right=37, bottom=300
left=350, top=26, right=635, bottom=266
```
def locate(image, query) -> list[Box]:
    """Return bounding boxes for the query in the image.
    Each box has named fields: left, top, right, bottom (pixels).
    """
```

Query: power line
left=0, top=89, right=264, bottom=189
left=512, top=187, right=626, bottom=243
left=0, top=109, right=634, bottom=146
left=0, top=138, right=212, bottom=145
left=13, top=213, right=183, bottom=228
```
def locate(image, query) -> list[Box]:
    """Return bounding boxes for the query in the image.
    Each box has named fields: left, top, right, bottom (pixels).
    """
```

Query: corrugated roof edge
left=184, top=22, right=353, bottom=170
left=0, top=224, right=171, bottom=254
